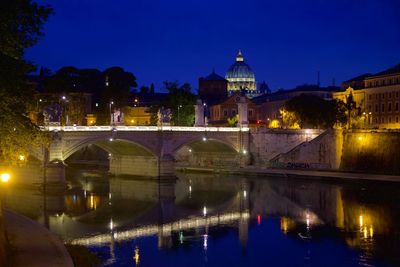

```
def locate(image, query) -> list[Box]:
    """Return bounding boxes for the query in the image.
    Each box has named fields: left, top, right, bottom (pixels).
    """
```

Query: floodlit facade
left=333, top=64, right=400, bottom=129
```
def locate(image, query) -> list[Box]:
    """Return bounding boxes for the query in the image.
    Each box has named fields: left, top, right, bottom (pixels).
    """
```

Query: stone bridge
left=40, top=126, right=250, bottom=182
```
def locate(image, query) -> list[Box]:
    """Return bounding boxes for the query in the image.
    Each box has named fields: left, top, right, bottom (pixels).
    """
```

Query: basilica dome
left=225, top=51, right=257, bottom=94
left=225, top=51, right=255, bottom=81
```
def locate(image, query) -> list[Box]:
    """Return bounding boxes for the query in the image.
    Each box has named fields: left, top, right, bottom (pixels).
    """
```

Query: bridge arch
left=62, top=137, right=157, bottom=162
left=173, top=136, right=243, bottom=168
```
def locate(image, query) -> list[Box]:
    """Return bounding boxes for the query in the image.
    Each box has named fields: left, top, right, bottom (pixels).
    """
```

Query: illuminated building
left=333, top=64, right=400, bottom=129
left=225, top=51, right=258, bottom=98
left=208, top=92, right=258, bottom=126
left=124, top=107, right=152, bottom=125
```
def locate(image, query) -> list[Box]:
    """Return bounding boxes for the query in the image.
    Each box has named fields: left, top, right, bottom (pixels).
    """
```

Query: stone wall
left=258, top=129, right=400, bottom=174
left=249, top=128, right=324, bottom=165
left=270, top=129, right=343, bottom=170
left=340, top=130, right=400, bottom=174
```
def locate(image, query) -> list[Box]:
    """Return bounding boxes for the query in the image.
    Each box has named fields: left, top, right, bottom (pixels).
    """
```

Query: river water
left=4, top=166, right=400, bottom=267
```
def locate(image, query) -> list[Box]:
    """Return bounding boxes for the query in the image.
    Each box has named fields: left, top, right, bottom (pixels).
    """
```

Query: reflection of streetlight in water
left=133, top=246, right=140, bottom=266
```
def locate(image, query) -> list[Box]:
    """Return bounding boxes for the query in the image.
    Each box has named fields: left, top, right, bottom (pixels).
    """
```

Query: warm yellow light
left=133, top=246, right=140, bottom=265
left=358, top=136, right=363, bottom=141
left=359, top=215, right=363, bottom=227
left=131, top=120, right=134, bottom=123
left=19, top=155, right=25, bottom=161
left=369, top=226, right=373, bottom=238
left=1, top=173, right=10, bottom=183
left=270, top=119, right=280, bottom=128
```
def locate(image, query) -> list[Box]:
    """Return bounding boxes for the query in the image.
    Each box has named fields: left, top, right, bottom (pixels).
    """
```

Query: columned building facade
left=333, top=64, right=400, bottom=129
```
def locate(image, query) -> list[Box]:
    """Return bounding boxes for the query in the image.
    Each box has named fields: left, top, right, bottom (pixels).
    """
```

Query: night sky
left=27, top=0, right=400, bottom=92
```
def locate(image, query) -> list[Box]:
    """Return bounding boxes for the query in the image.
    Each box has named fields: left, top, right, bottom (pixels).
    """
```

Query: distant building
left=333, top=64, right=400, bottom=129
left=123, top=107, right=152, bottom=125
left=198, top=70, right=228, bottom=104
left=208, top=92, right=258, bottom=126
left=225, top=51, right=260, bottom=98
left=258, top=81, right=271, bottom=95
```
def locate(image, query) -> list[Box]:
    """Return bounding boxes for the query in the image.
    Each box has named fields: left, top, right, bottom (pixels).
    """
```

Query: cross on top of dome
left=236, top=50, right=244, bottom=62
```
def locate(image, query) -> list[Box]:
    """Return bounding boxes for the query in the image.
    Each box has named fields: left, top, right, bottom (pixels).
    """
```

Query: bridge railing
left=42, top=125, right=250, bottom=132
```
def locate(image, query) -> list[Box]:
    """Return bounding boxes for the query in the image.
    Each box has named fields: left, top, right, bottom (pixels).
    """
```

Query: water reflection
left=3, top=167, right=400, bottom=266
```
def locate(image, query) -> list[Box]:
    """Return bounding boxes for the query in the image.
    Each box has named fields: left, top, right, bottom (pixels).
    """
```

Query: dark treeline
left=35, top=66, right=138, bottom=109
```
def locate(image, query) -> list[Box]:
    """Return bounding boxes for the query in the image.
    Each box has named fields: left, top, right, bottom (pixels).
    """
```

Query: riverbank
left=4, top=209, right=73, bottom=267
left=177, top=166, right=400, bottom=182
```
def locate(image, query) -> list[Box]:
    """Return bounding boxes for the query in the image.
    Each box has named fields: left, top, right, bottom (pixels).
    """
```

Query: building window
left=395, top=102, right=399, bottom=112
left=375, top=118, right=378, bottom=123
left=396, top=92, right=399, bottom=98
left=381, top=117, right=385, bottom=123
left=382, top=93, right=385, bottom=99
left=376, top=94, right=378, bottom=100
left=375, top=104, right=378, bottom=113
left=368, top=105, right=371, bottom=112
left=381, top=103, right=385, bottom=113
left=223, top=109, right=228, bottom=117
left=396, top=116, right=399, bottom=123
left=248, top=109, right=253, bottom=117
left=231, top=109, right=236, bottom=116
left=389, top=92, right=392, bottom=98
left=368, top=95, right=372, bottom=100
left=388, top=103, right=392, bottom=112
left=389, top=117, right=392, bottom=123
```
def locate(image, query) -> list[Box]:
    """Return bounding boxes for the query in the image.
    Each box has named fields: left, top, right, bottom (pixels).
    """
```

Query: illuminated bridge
left=38, top=126, right=250, bottom=183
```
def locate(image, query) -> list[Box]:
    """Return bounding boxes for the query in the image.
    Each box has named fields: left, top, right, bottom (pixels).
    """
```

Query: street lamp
left=177, top=105, right=182, bottom=126
left=60, top=95, right=71, bottom=126
left=109, top=101, right=114, bottom=126
left=1, top=173, right=10, bottom=183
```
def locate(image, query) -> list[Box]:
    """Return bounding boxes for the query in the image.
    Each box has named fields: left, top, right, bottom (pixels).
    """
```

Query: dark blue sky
left=27, top=0, right=400, bottom=92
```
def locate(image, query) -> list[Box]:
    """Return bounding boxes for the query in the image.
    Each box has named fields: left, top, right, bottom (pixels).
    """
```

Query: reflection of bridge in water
left=71, top=211, right=250, bottom=246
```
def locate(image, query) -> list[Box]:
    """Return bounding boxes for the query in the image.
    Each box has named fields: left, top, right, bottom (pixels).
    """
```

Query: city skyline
left=26, top=0, right=400, bottom=91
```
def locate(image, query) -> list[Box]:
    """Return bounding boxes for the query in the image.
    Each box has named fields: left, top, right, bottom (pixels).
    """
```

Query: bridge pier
left=158, top=154, right=176, bottom=178
left=45, top=161, right=66, bottom=186
left=109, top=155, right=158, bottom=177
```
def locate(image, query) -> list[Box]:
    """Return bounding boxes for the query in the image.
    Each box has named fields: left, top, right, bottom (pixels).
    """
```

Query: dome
left=225, top=51, right=255, bottom=82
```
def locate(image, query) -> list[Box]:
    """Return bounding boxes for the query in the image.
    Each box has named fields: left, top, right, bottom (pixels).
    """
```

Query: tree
left=345, top=92, right=362, bottom=129
left=163, top=81, right=196, bottom=126
left=140, top=86, right=149, bottom=94
left=0, top=0, right=52, bottom=164
left=95, top=67, right=137, bottom=124
left=283, top=94, right=347, bottom=129
left=227, top=115, right=238, bottom=127
left=281, top=109, right=300, bottom=129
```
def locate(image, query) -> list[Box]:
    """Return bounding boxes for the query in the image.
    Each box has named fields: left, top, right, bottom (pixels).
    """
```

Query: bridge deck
left=43, top=126, right=249, bottom=132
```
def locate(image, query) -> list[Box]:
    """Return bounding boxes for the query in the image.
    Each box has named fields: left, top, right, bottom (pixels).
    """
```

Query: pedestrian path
left=178, top=166, right=400, bottom=182
left=5, top=210, right=73, bottom=267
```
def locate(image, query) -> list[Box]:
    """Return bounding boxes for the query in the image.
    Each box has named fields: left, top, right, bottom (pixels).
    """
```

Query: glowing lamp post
left=109, top=101, right=114, bottom=126
left=177, top=105, right=182, bottom=126
left=0, top=173, right=10, bottom=183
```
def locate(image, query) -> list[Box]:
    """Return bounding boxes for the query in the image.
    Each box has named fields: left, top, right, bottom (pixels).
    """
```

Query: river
left=3, top=166, right=400, bottom=267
